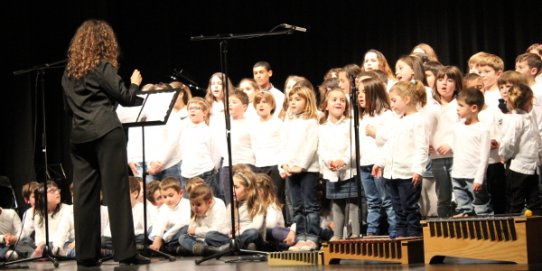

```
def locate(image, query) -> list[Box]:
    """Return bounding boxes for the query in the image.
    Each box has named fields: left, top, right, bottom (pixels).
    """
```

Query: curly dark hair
left=65, top=19, right=119, bottom=80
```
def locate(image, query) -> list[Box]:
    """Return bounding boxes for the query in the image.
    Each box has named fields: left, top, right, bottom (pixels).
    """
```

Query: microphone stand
left=2, top=59, right=67, bottom=268
left=191, top=26, right=298, bottom=265
left=350, top=75, right=364, bottom=238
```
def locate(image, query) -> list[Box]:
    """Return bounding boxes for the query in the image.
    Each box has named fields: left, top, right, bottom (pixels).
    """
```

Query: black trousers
left=506, top=170, right=541, bottom=215
left=71, top=127, right=136, bottom=261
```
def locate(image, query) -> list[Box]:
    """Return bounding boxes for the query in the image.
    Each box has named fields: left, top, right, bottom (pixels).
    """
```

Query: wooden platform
left=321, top=236, right=424, bottom=265
left=422, top=216, right=542, bottom=264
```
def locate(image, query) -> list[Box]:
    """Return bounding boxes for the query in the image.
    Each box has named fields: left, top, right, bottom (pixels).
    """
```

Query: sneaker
left=453, top=213, right=469, bottom=218
left=329, top=236, right=341, bottom=242
left=299, top=240, right=318, bottom=251
left=5, top=250, right=19, bottom=260
left=389, top=232, right=397, bottom=239
left=245, top=243, right=257, bottom=250
left=288, top=241, right=306, bottom=251
left=192, top=242, right=205, bottom=256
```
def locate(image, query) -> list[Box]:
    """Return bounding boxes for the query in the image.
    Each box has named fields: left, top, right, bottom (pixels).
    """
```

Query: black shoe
left=203, top=244, right=230, bottom=255
left=77, top=258, right=101, bottom=267
left=119, top=253, right=150, bottom=265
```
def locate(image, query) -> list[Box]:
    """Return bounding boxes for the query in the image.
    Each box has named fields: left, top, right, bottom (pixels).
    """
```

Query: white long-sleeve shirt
left=103, top=202, right=150, bottom=238
left=318, top=117, right=356, bottom=182
left=189, top=197, right=229, bottom=241
left=221, top=118, right=255, bottom=166
left=250, top=117, right=282, bottom=167
left=180, top=122, right=221, bottom=178
left=21, top=208, right=34, bottom=240
left=376, top=112, right=429, bottom=179
left=499, top=110, right=542, bottom=175
left=227, top=202, right=265, bottom=235
left=34, top=203, right=70, bottom=246
left=430, top=100, right=460, bottom=159
left=279, top=115, right=319, bottom=173
left=149, top=198, right=191, bottom=242
left=0, top=208, right=21, bottom=244
left=52, top=205, right=74, bottom=249
left=264, top=203, right=285, bottom=229
left=451, top=121, right=491, bottom=184
left=479, top=105, right=504, bottom=164
left=359, top=110, right=396, bottom=166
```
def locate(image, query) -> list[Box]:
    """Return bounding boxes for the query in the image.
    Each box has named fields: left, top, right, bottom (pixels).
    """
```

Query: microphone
left=281, top=23, right=307, bottom=33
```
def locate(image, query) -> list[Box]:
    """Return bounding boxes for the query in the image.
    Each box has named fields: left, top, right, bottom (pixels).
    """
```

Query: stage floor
left=1, top=255, right=540, bottom=271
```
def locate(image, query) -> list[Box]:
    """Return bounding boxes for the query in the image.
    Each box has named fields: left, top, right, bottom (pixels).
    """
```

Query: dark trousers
left=71, top=127, right=136, bottom=261
left=486, top=163, right=507, bottom=214
left=506, top=170, right=542, bottom=215
left=431, top=158, right=453, bottom=217
left=287, top=172, right=320, bottom=242
left=384, top=178, right=422, bottom=237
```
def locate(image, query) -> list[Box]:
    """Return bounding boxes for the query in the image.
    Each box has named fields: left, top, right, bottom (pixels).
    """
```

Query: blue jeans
left=360, top=166, right=396, bottom=235
left=287, top=172, right=320, bottom=242
left=181, top=169, right=222, bottom=201
left=431, top=158, right=453, bottom=217
left=150, top=162, right=182, bottom=182
left=384, top=178, right=422, bottom=237
left=202, top=229, right=260, bottom=249
left=452, top=178, right=493, bottom=215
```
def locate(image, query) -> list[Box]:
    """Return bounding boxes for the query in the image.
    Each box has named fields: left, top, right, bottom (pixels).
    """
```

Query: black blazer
left=62, top=61, right=143, bottom=144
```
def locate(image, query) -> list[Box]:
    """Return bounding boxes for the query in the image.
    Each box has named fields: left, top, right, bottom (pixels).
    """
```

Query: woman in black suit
left=62, top=19, right=149, bottom=266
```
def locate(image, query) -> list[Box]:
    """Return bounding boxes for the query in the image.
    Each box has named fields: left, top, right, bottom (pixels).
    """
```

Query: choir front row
left=2, top=70, right=542, bottom=260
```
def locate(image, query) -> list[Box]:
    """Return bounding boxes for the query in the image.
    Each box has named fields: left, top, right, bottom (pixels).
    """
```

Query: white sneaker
left=299, top=240, right=318, bottom=251
left=288, top=241, right=306, bottom=251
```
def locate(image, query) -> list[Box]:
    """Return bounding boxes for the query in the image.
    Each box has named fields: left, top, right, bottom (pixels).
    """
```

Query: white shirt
left=264, top=203, right=285, bottom=229
left=53, top=205, right=74, bottom=249
left=479, top=105, right=504, bottom=164
left=149, top=198, right=191, bottom=242
left=189, top=197, right=229, bottom=240
left=279, top=115, right=319, bottom=173
left=376, top=112, right=429, bottom=179
left=484, top=88, right=502, bottom=109
left=21, top=208, right=34, bottom=240
left=103, top=202, right=150, bottom=237
left=430, top=99, right=460, bottom=159
left=0, top=208, right=21, bottom=243
left=530, top=82, right=542, bottom=137
left=34, top=203, right=70, bottom=245
left=499, top=110, right=542, bottom=175
left=268, top=86, right=285, bottom=119
left=451, top=121, right=491, bottom=184
left=250, top=117, right=282, bottom=167
left=359, top=110, right=396, bottom=166
left=221, top=118, right=255, bottom=166
left=227, top=202, right=264, bottom=235
left=318, top=117, right=356, bottom=182
left=180, top=122, right=221, bottom=178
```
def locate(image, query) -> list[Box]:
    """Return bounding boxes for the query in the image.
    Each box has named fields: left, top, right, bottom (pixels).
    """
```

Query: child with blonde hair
left=318, top=88, right=360, bottom=240
left=280, top=86, right=320, bottom=251
left=499, top=84, right=542, bottom=215
left=372, top=80, right=429, bottom=237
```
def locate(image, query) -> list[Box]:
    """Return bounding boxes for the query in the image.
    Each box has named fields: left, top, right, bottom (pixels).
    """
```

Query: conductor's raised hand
left=130, top=69, right=143, bottom=86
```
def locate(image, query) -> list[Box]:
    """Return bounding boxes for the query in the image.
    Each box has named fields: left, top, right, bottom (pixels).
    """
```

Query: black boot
left=119, top=253, right=150, bottom=265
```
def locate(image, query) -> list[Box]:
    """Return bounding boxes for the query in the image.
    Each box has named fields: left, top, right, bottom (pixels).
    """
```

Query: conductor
left=61, top=19, right=150, bottom=266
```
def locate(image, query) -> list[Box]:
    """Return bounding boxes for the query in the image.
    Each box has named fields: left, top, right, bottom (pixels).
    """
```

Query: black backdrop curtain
left=3, top=0, right=541, bottom=209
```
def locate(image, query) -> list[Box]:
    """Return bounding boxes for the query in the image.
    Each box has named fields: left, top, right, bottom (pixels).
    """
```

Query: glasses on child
left=47, top=187, right=61, bottom=194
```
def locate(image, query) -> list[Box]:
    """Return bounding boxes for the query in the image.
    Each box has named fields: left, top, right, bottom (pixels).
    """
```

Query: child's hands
left=412, top=173, right=422, bottom=186
left=472, top=183, right=482, bottom=192
left=148, top=161, right=163, bottom=175
left=149, top=238, right=163, bottom=251
left=284, top=231, right=296, bottom=246
left=437, top=144, right=452, bottom=155
left=490, top=139, right=499, bottom=150
left=187, top=225, right=196, bottom=236
left=371, top=165, right=382, bottom=178
left=365, top=124, right=376, bottom=138
left=128, top=162, right=139, bottom=176
left=328, top=160, right=345, bottom=171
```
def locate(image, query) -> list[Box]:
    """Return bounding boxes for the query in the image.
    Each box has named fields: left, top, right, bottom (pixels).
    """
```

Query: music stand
left=1, top=60, right=67, bottom=269
left=115, top=88, right=181, bottom=262
left=191, top=24, right=302, bottom=265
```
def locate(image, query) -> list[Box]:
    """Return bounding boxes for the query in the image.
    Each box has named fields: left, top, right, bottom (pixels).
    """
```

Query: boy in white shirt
left=0, top=207, right=22, bottom=260
left=451, top=88, right=493, bottom=216
left=148, top=177, right=191, bottom=254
